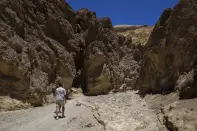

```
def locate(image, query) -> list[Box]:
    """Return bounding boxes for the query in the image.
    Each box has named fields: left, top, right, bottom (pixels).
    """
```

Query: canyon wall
left=136, top=0, right=197, bottom=99
left=0, top=0, right=143, bottom=106
left=0, top=0, right=78, bottom=106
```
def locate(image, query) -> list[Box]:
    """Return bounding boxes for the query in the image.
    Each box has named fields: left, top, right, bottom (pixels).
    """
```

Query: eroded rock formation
left=0, top=0, right=79, bottom=106
left=114, top=25, right=154, bottom=46
left=136, top=0, right=197, bottom=99
left=0, top=0, right=144, bottom=106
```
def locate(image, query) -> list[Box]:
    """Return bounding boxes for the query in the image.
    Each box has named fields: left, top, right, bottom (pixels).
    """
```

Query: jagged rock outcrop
left=136, top=0, right=197, bottom=99
left=73, top=9, right=147, bottom=95
left=0, top=0, right=144, bottom=106
left=0, top=0, right=78, bottom=106
left=74, top=9, right=117, bottom=94
left=114, top=25, right=154, bottom=46
left=113, top=25, right=153, bottom=91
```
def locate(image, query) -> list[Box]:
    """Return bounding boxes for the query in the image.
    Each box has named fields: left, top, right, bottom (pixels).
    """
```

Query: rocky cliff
left=135, top=1, right=197, bottom=130
left=0, top=0, right=78, bottom=106
left=136, top=0, right=197, bottom=99
left=0, top=0, right=142, bottom=107
left=114, top=25, right=154, bottom=46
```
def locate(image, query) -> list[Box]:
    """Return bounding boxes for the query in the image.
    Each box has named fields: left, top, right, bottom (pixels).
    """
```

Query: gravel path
left=0, top=91, right=167, bottom=131
left=0, top=95, right=103, bottom=131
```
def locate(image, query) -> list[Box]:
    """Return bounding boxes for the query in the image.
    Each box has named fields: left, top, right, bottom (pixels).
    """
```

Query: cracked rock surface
left=84, top=91, right=167, bottom=131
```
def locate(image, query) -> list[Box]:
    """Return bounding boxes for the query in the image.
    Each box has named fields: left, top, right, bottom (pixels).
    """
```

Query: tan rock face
left=112, top=25, right=153, bottom=92
left=0, top=0, right=77, bottom=106
left=114, top=25, right=154, bottom=46
left=84, top=41, right=111, bottom=95
left=136, top=0, right=197, bottom=99
left=73, top=9, right=144, bottom=95
left=0, top=0, right=143, bottom=106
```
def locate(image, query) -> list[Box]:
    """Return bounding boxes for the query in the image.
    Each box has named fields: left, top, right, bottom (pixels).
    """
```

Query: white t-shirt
left=55, top=87, right=66, bottom=100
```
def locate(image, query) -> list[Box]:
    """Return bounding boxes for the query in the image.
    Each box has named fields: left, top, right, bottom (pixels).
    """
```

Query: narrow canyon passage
left=1, top=0, right=197, bottom=131
left=0, top=91, right=167, bottom=131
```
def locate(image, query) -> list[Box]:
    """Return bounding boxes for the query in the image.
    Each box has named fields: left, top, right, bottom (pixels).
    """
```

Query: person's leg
left=55, top=103, right=59, bottom=118
left=61, top=100, right=65, bottom=117
left=62, top=106, right=65, bottom=117
left=59, top=105, right=61, bottom=113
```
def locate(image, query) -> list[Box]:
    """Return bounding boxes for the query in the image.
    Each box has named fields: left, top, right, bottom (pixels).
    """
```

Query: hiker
left=52, top=86, right=61, bottom=113
left=55, top=83, right=67, bottom=119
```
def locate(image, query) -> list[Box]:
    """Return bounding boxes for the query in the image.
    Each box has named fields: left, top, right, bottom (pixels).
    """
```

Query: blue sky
left=67, top=0, right=178, bottom=26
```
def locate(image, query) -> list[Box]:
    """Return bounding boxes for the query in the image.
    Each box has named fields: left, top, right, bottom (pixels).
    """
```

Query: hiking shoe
left=54, top=116, right=59, bottom=120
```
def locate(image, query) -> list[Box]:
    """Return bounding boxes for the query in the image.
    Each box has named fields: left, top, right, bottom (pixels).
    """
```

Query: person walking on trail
left=55, top=83, right=67, bottom=119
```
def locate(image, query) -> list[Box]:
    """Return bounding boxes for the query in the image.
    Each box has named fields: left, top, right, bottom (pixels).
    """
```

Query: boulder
left=175, top=69, right=197, bottom=99
left=162, top=99, right=197, bottom=131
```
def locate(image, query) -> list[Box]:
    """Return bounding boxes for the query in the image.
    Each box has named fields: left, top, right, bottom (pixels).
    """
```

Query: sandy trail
left=0, top=95, right=102, bottom=131
left=0, top=91, right=167, bottom=131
